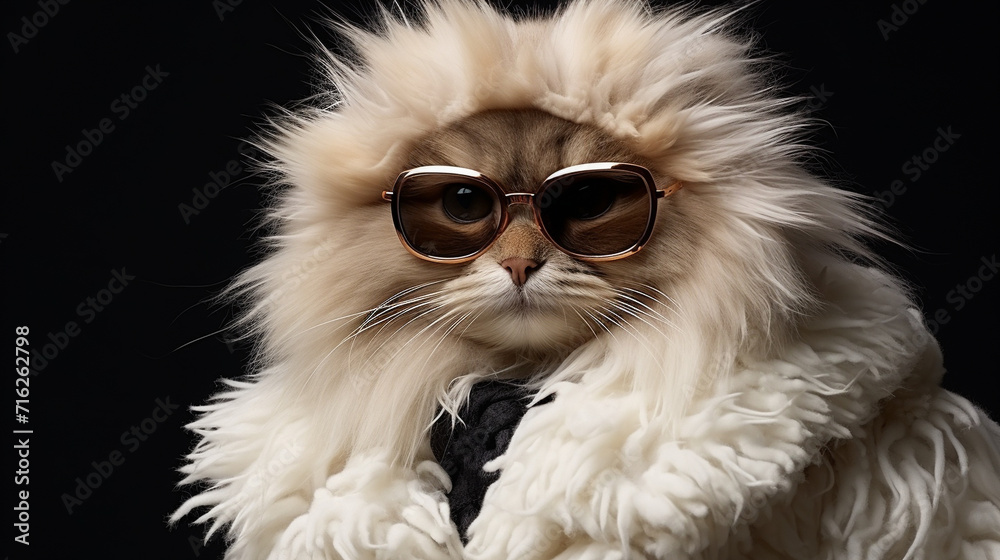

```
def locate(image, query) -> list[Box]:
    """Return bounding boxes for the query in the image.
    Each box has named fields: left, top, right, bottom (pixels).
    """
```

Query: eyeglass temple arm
left=381, top=191, right=393, bottom=202
left=655, top=180, right=683, bottom=199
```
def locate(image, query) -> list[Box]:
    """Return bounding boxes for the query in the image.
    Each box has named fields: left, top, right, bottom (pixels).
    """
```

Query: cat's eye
left=382, top=162, right=682, bottom=263
left=559, top=181, right=617, bottom=220
left=538, top=171, right=654, bottom=256
left=442, top=184, right=495, bottom=223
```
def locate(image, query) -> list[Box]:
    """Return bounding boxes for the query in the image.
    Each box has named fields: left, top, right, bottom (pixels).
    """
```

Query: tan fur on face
left=490, top=220, right=547, bottom=265
left=407, top=109, right=643, bottom=189
left=409, top=109, right=670, bottom=270
left=402, top=108, right=695, bottom=352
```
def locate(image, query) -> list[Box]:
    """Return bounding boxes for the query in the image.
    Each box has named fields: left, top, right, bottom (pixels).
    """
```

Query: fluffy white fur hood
left=172, top=1, right=1000, bottom=558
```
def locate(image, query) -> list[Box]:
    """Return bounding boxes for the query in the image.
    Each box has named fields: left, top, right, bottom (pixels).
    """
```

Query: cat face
left=248, top=0, right=830, bottom=394
left=375, top=108, right=704, bottom=353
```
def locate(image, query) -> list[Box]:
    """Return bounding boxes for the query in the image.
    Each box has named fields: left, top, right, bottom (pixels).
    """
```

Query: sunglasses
left=381, top=162, right=683, bottom=263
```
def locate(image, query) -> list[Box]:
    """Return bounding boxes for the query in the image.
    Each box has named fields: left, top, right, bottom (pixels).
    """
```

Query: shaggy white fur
left=171, top=1, right=1000, bottom=558
left=466, top=260, right=1000, bottom=560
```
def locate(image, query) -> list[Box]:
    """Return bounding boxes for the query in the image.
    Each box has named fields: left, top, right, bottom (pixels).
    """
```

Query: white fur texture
left=172, top=1, right=1000, bottom=558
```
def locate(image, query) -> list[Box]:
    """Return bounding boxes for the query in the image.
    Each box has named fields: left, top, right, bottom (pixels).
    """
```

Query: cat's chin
left=461, top=307, right=586, bottom=352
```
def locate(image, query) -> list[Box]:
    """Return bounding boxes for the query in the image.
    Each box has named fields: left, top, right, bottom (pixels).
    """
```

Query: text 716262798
left=14, top=325, right=32, bottom=546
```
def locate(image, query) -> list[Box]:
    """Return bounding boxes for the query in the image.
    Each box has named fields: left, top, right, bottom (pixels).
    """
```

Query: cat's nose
left=500, top=257, right=540, bottom=287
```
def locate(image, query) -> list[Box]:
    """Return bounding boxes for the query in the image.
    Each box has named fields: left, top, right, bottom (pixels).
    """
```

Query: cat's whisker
left=572, top=307, right=600, bottom=340
left=618, top=286, right=684, bottom=333
left=360, top=286, right=448, bottom=324
left=602, top=308, right=642, bottom=341
left=384, top=307, right=481, bottom=398
left=363, top=288, right=446, bottom=339
left=288, top=307, right=381, bottom=341
left=443, top=311, right=473, bottom=338
left=591, top=303, right=663, bottom=365
left=610, top=292, right=681, bottom=334
left=385, top=279, right=448, bottom=303
left=410, top=307, right=464, bottom=348
left=611, top=292, right=665, bottom=322
left=608, top=300, right=668, bottom=339
left=636, top=283, right=684, bottom=314
left=351, top=296, right=444, bottom=341
left=457, top=307, right=487, bottom=339
left=289, top=280, right=446, bottom=340
left=421, top=310, right=473, bottom=372
left=356, top=314, right=432, bottom=374
left=352, top=289, right=446, bottom=333
left=360, top=301, right=445, bottom=362
left=348, top=303, right=452, bottom=381
left=619, top=285, right=679, bottom=313
left=382, top=298, right=453, bottom=338
left=296, top=329, right=358, bottom=403
left=302, top=285, right=449, bottom=394
left=385, top=306, right=462, bottom=366
left=582, top=307, right=617, bottom=340
left=364, top=303, right=448, bottom=356
left=346, top=298, right=442, bottom=368
left=613, top=289, right=675, bottom=324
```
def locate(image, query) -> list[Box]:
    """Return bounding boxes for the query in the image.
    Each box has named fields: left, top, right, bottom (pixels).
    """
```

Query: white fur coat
left=172, top=1, right=1000, bottom=558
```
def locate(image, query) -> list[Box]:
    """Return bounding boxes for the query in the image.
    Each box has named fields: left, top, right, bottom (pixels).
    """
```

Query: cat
left=172, top=1, right=1000, bottom=558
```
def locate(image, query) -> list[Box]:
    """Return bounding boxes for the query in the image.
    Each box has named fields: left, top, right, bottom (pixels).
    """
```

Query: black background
left=3, top=0, right=997, bottom=558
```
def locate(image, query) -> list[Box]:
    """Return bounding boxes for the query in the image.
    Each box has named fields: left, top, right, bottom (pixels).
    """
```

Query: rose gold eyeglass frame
left=381, top=162, right=683, bottom=264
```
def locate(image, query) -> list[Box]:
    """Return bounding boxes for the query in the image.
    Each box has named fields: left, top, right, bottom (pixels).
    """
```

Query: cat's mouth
left=452, top=284, right=603, bottom=350
left=429, top=259, right=615, bottom=350
left=464, top=307, right=583, bottom=350
left=505, top=285, right=544, bottom=308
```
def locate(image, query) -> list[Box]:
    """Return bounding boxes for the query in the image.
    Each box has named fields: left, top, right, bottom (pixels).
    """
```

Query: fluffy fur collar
left=171, top=1, right=1000, bottom=558
left=175, top=257, right=1000, bottom=559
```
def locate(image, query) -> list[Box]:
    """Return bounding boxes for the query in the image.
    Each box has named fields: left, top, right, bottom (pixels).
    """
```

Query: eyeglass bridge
left=504, top=193, right=534, bottom=205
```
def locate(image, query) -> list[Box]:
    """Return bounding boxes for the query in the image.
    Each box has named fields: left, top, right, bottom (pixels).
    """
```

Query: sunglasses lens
left=396, top=174, right=502, bottom=259
left=538, top=170, right=652, bottom=256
